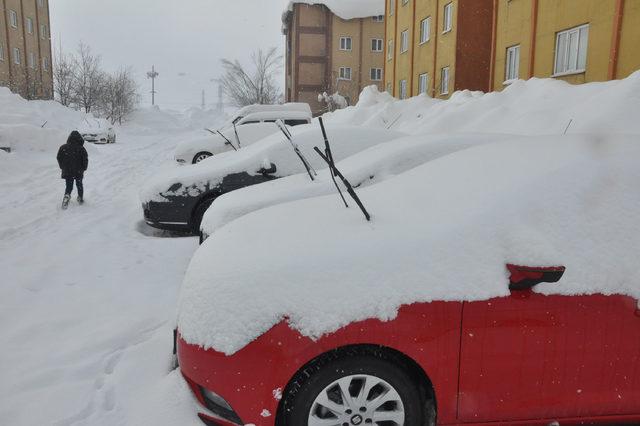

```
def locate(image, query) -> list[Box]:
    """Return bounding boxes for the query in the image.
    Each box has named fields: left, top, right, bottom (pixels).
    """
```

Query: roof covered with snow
left=283, top=0, right=385, bottom=30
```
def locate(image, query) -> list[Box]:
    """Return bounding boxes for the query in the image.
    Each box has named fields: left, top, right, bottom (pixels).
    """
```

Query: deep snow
left=0, top=104, right=207, bottom=426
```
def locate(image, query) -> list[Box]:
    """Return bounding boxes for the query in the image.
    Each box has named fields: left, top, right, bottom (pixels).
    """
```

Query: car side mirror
left=258, top=163, right=277, bottom=175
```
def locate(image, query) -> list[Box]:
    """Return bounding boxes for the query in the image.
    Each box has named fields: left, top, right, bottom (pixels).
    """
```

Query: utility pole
left=146, top=65, right=159, bottom=106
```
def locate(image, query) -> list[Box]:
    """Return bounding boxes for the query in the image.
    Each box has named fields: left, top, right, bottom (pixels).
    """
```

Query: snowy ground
left=0, top=122, right=204, bottom=425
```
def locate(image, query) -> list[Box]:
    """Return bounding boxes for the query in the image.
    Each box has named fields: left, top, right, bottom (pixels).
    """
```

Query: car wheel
left=193, top=152, right=213, bottom=164
left=279, top=348, right=432, bottom=426
left=191, top=197, right=216, bottom=235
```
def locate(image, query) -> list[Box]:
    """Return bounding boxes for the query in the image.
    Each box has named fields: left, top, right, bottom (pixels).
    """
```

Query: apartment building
left=0, top=0, right=53, bottom=100
left=385, top=0, right=494, bottom=100
left=491, top=0, right=640, bottom=91
left=283, top=1, right=386, bottom=115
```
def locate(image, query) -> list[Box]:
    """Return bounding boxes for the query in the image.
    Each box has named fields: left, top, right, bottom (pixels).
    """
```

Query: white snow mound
left=284, top=0, right=384, bottom=22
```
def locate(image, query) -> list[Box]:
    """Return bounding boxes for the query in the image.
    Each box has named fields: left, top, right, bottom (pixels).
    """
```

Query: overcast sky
left=50, top=0, right=289, bottom=110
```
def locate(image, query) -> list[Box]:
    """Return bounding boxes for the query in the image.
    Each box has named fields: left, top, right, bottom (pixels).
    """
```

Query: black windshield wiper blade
left=318, top=117, right=348, bottom=208
left=205, top=128, right=237, bottom=151
left=276, top=119, right=317, bottom=181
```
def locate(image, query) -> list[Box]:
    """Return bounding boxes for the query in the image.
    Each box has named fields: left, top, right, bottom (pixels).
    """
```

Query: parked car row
left=139, top=103, right=640, bottom=426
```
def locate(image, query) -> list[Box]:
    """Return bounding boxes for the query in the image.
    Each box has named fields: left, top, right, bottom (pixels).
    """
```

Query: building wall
left=0, top=0, right=52, bottom=99
left=492, top=0, right=640, bottom=92
left=285, top=3, right=384, bottom=114
left=434, top=0, right=458, bottom=98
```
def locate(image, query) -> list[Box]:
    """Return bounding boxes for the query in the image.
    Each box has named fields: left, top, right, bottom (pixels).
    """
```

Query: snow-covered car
left=199, top=133, right=515, bottom=243
left=175, top=135, right=640, bottom=426
left=174, top=104, right=312, bottom=164
left=140, top=124, right=404, bottom=233
left=79, top=126, right=116, bottom=144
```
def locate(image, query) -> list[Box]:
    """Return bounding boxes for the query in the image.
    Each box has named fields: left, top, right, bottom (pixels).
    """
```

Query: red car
left=177, top=264, right=640, bottom=426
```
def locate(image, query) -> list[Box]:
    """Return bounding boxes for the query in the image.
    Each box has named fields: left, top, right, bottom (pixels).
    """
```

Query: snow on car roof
left=200, top=132, right=517, bottom=235
left=236, top=103, right=312, bottom=117
left=140, top=124, right=404, bottom=203
left=239, top=110, right=311, bottom=123
left=178, top=135, right=640, bottom=355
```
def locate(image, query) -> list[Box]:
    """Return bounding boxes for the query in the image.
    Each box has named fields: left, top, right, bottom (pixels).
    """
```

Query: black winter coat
left=57, top=131, right=88, bottom=179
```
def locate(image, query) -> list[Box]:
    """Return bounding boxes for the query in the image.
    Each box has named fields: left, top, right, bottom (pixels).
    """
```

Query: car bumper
left=142, top=202, right=191, bottom=232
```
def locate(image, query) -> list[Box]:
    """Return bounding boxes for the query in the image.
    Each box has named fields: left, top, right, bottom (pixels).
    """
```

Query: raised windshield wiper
left=313, top=117, right=371, bottom=222
left=276, top=119, right=317, bottom=181
left=232, top=122, right=241, bottom=148
left=204, top=128, right=237, bottom=151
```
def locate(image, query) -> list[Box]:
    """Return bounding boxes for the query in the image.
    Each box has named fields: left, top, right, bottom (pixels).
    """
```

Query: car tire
left=193, top=152, right=213, bottom=164
left=279, top=347, right=433, bottom=426
left=191, top=197, right=217, bottom=235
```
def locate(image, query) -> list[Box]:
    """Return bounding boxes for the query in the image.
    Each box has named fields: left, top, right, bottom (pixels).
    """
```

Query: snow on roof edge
left=283, top=0, right=385, bottom=32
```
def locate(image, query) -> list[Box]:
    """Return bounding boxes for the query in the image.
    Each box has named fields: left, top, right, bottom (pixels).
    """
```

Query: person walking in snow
left=56, top=130, right=88, bottom=210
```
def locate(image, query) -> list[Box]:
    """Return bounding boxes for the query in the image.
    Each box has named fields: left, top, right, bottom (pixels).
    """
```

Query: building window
left=399, top=79, right=407, bottom=99
left=28, top=52, right=36, bottom=69
left=402, top=0, right=409, bottom=4
left=9, top=10, right=18, bottom=28
left=373, top=15, right=384, bottom=22
left=38, top=0, right=44, bottom=7
left=554, top=24, right=589, bottom=76
left=420, top=17, right=431, bottom=44
left=26, top=17, right=34, bottom=34
left=505, top=45, right=520, bottom=83
left=40, top=24, right=48, bottom=39
left=43, top=56, right=49, bottom=71
left=388, top=40, right=394, bottom=61
left=443, top=3, right=453, bottom=33
left=0, top=44, right=4, bottom=61
left=386, top=82, right=392, bottom=94
left=372, top=38, right=383, bottom=52
left=440, top=67, right=450, bottom=95
left=339, top=37, right=353, bottom=51
left=370, top=68, right=383, bottom=81
left=13, top=47, right=21, bottom=65
left=400, top=30, right=409, bottom=53
left=339, top=67, right=352, bottom=80
left=418, top=73, right=429, bottom=95
left=389, top=0, right=395, bottom=16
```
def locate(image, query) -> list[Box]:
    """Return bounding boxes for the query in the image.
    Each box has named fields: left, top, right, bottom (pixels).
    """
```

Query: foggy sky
left=50, top=0, right=289, bottom=110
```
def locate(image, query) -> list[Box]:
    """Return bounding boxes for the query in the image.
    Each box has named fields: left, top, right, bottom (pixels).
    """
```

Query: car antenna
left=318, top=117, right=348, bottom=208
left=276, top=119, right=317, bottom=181
left=204, top=128, right=237, bottom=151
left=313, top=123, right=371, bottom=222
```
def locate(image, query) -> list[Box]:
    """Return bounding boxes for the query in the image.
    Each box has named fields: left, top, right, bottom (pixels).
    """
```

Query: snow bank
left=200, top=132, right=515, bottom=235
left=325, top=73, right=640, bottom=135
left=179, top=135, right=640, bottom=354
left=283, top=0, right=384, bottom=22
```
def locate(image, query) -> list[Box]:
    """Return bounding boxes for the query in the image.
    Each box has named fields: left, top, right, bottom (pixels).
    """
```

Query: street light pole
left=146, top=65, right=159, bottom=106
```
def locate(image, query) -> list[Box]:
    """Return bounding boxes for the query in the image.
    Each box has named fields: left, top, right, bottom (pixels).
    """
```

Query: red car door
left=458, top=279, right=640, bottom=423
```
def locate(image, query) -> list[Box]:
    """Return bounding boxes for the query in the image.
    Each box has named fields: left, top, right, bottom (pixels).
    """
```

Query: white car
left=198, top=133, right=515, bottom=242
left=79, top=125, right=116, bottom=144
left=174, top=104, right=312, bottom=165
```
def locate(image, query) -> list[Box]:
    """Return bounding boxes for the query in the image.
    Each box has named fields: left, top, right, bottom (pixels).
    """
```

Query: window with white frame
left=505, top=45, right=520, bottom=82
left=386, top=82, right=392, bottom=94
left=440, top=66, right=450, bottom=95
left=9, top=10, right=18, bottom=28
left=399, top=79, right=407, bottom=99
left=43, top=56, right=49, bottom=71
left=28, top=52, right=36, bottom=69
left=26, top=17, right=34, bottom=34
left=41, top=24, right=48, bottom=39
left=372, top=38, right=383, bottom=52
left=339, top=67, right=352, bottom=80
left=370, top=68, right=383, bottom=81
left=339, top=37, right=352, bottom=51
left=13, top=47, right=21, bottom=65
left=418, top=73, right=429, bottom=95
left=554, top=24, right=589, bottom=76
left=420, top=17, right=431, bottom=44
left=389, top=0, right=395, bottom=16
left=0, top=44, right=4, bottom=61
left=373, top=15, right=384, bottom=22
left=443, top=3, right=453, bottom=33
left=400, top=30, right=409, bottom=53
left=38, top=0, right=44, bottom=7
left=402, top=0, right=409, bottom=5
left=388, top=39, right=394, bottom=61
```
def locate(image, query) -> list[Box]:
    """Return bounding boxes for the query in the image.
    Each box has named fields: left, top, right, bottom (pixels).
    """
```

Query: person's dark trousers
left=65, top=178, right=84, bottom=198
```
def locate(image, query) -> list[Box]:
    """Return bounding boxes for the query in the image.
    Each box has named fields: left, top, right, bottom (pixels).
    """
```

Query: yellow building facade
left=492, top=0, right=640, bottom=90
left=385, top=0, right=494, bottom=100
